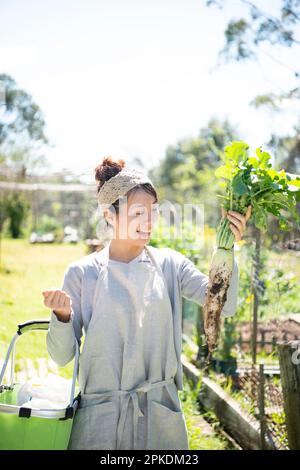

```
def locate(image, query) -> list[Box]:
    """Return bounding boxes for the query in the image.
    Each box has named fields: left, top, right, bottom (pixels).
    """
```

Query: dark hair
left=94, top=156, right=158, bottom=227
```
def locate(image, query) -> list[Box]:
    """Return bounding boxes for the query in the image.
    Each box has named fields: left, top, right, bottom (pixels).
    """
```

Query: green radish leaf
left=271, top=182, right=281, bottom=190
left=232, top=173, right=249, bottom=195
left=215, top=141, right=300, bottom=235
left=247, top=157, right=259, bottom=168
left=215, top=164, right=234, bottom=180
left=267, top=168, right=278, bottom=180
left=224, top=141, right=249, bottom=164
left=255, top=147, right=271, bottom=169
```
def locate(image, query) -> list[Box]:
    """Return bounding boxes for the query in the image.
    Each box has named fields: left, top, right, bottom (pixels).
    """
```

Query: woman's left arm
left=179, top=205, right=252, bottom=317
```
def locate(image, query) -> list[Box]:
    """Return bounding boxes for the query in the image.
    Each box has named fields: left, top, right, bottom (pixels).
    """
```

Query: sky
left=0, top=0, right=299, bottom=182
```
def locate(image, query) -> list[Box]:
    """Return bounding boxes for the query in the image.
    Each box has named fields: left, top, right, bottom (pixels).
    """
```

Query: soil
left=236, top=314, right=300, bottom=352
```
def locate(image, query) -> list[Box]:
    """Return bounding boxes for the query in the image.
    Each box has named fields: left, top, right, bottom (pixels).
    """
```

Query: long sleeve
left=46, top=263, right=84, bottom=367
left=178, top=247, right=239, bottom=317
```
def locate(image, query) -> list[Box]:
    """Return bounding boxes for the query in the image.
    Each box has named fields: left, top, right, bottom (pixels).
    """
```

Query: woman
left=43, top=156, right=251, bottom=450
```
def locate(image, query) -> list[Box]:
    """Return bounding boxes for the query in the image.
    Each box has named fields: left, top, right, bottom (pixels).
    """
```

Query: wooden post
left=278, top=340, right=300, bottom=449
left=258, top=363, right=266, bottom=449
left=261, top=330, right=265, bottom=353
left=252, top=229, right=261, bottom=365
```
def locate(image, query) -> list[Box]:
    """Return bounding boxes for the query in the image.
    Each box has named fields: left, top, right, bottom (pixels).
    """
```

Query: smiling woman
left=44, top=155, right=240, bottom=450
left=94, top=156, right=160, bottom=261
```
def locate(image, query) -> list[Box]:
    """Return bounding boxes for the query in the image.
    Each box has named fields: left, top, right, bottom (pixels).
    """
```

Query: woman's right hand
left=42, top=289, right=72, bottom=322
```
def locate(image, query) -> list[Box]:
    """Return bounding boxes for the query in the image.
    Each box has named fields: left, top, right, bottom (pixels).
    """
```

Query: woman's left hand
left=221, top=205, right=252, bottom=242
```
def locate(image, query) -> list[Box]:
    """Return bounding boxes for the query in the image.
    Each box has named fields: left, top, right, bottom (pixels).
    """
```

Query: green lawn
left=180, top=375, right=231, bottom=450
left=0, top=238, right=87, bottom=378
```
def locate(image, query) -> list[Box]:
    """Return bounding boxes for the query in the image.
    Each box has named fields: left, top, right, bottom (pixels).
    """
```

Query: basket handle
left=17, top=319, right=50, bottom=335
left=0, top=318, right=80, bottom=409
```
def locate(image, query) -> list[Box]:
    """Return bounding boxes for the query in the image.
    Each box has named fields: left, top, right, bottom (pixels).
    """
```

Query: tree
left=0, top=144, right=48, bottom=181
left=0, top=74, right=48, bottom=146
left=205, top=1, right=300, bottom=186
left=149, top=118, right=240, bottom=225
left=206, top=0, right=300, bottom=62
left=268, top=124, right=300, bottom=173
left=0, top=193, right=9, bottom=269
left=206, top=0, right=300, bottom=110
left=5, top=193, right=30, bottom=238
left=0, top=74, right=49, bottom=179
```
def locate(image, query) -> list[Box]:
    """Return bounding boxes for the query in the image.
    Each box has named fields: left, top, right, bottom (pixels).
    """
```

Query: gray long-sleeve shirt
left=46, top=243, right=238, bottom=390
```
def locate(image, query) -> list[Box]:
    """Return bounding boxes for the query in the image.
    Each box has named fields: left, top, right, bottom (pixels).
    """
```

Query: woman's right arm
left=44, top=263, right=84, bottom=367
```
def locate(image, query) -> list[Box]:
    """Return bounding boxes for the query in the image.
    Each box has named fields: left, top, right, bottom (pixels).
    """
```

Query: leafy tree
left=205, top=1, right=300, bottom=184
left=206, top=0, right=300, bottom=62
left=5, top=193, right=30, bottom=238
left=206, top=1, right=300, bottom=110
left=0, top=74, right=49, bottom=179
left=150, top=118, right=238, bottom=185
left=0, top=144, right=48, bottom=181
left=149, top=118, right=240, bottom=224
left=268, top=125, right=300, bottom=173
left=0, top=74, right=48, bottom=146
left=0, top=193, right=9, bottom=268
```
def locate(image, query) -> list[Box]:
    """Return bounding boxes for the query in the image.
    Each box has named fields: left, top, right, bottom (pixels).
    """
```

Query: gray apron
left=67, top=244, right=189, bottom=450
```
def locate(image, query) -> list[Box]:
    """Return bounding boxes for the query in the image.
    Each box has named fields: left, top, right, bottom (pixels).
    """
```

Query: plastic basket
left=0, top=319, right=81, bottom=450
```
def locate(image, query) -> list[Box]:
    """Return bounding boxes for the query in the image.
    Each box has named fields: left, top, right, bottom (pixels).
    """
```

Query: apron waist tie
left=115, top=376, right=175, bottom=450
left=80, top=376, right=175, bottom=450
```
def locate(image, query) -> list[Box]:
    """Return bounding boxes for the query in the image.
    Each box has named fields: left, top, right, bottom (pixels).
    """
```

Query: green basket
left=0, top=319, right=81, bottom=450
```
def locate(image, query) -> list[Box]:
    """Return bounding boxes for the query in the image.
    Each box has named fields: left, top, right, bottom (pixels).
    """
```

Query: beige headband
left=97, top=167, right=155, bottom=206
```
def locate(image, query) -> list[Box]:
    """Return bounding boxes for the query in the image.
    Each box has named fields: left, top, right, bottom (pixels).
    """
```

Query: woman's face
left=104, top=188, right=159, bottom=247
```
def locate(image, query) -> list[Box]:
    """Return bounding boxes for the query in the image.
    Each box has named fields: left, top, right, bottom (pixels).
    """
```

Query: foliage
left=180, top=375, right=230, bottom=450
left=0, top=143, right=49, bottom=180
left=215, top=141, right=300, bottom=237
left=150, top=213, right=206, bottom=259
left=5, top=193, right=30, bottom=238
left=268, top=127, right=300, bottom=174
left=149, top=118, right=240, bottom=226
left=206, top=1, right=300, bottom=62
left=205, top=0, right=300, bottom=181
left=0, top=194, right=9, bottom=232
left=0, top=74, right=48, bottom=147
left=35, top=214, right=63, bottom=237
left=216, top=239, right=300, bottom=360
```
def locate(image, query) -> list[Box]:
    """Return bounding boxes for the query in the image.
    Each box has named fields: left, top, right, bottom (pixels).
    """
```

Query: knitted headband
left=97, top=167, right=155, bottom=206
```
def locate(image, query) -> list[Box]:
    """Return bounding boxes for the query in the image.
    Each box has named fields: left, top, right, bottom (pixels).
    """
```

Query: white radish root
left=203, top=247, right=233, bottom=353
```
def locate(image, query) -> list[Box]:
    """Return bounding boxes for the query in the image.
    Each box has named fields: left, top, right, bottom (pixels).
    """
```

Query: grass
left=181, top=341, right=234, bottom=449
left=0, top=238, right=88, bottom=379
left=180, top=374, right=231, bottom=450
